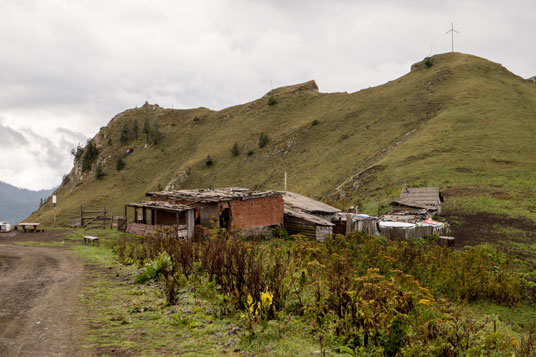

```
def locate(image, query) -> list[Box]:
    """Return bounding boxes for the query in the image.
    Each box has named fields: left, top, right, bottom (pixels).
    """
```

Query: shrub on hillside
left=116, top=155, right=126, bottom=171
left=205, top=155, right=214, bottom=167
left=95, top=163, right=105, bottom=180
left=71, top=145, right=84, bottom=160
left=258, top=132, right=269, bottom=148
left=267, top=96, right=277, bottom=106
left=231, top=142, right=240, bottom=156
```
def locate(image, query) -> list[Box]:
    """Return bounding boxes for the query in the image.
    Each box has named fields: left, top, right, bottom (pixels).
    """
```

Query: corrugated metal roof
left=147, top=187, right=280, bottom=203
left=281, top=191, right=340, bottom=213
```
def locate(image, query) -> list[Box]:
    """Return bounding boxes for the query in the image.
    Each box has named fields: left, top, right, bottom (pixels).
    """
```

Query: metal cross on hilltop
left=446, top=22, right=459, bottom=53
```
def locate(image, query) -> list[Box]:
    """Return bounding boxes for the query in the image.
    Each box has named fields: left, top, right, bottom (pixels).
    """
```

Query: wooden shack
left=390, top=187, right=444, bottom=216
left=124, top=201, right=195, bottom=239
left=146, top=188, right=284, bottom=237
left=284, top=207, right=333, bottom=242
left=281, top=191, right=340, bottom=241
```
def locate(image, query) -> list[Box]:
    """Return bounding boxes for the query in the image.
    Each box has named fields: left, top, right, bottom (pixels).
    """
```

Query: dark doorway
left=219, top=208, right=231, bottom=229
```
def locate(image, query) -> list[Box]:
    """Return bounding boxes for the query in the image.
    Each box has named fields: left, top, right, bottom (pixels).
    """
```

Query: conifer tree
left=258, top=132, right=269, bottom=148
left=150, top=122, right=164, bottom=144
left=143, top=118, right=150, bottom=143
left=231, top=142, right=240, bottom=156
left=120, top=120, right=129, bottom=143
left=132, top=119, right=139, bottom=139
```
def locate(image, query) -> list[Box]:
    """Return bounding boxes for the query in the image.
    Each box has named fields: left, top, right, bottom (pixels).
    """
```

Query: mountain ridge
left=0, top=181, right=55, bottom=225
left=28, top=52, right=536, bottom=243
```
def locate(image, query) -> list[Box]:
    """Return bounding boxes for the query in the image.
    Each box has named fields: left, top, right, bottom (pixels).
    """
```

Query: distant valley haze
left=0, top=181, right=55, bottom=225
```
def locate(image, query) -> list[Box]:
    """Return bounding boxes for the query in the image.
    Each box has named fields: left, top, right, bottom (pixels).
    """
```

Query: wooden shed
left=281, top=191, right=341, bottom=241
left=284, top=207, right=334, bottom=242
left=124, top=201, right=195, bottom=239
left=390, top=187, right=444, bottom=216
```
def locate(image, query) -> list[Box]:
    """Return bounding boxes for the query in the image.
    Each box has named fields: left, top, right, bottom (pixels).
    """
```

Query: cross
left=446, top=22, right=459, bottom=53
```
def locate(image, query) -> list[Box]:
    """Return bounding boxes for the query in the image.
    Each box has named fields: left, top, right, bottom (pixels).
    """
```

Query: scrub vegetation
left=57, top=227, right=536, bottom=356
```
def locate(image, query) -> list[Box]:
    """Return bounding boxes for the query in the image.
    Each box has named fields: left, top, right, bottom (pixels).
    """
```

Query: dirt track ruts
left=0, top=231, right=84, bottom=356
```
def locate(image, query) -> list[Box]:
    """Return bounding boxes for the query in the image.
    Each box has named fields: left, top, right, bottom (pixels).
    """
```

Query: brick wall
left=229, top=195, right=284, bottom=228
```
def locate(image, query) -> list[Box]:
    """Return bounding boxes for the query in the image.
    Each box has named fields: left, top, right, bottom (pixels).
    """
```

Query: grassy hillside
left=31, top=52, right=536, bottom=245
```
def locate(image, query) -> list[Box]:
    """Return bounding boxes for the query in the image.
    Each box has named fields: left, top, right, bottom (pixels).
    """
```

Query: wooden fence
left=342, top=216, right=449, bottom=240
left=70, top=206, right=111, bottom=228
left=379, top=226, right=443, bottom=240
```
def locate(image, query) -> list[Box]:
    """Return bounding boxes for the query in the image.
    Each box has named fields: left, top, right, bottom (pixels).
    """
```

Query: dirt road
left=0, top=231, right=85, bottom=356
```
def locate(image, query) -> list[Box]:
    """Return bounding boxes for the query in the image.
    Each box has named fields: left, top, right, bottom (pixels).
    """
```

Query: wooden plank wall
left=379, top=226, right=446, bottom=240
left=126, top=223, right=188, bottom=239
left=343, top=218, right=446, bottom=240
left=284, top=216, right=317, bottom=240
left=341, top=219, right=380, bottom=235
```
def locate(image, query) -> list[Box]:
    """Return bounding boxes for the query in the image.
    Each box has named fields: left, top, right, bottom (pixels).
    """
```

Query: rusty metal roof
left=126, top=201, right=193, bottom=212
left=146, top=187, right=280, bottom=203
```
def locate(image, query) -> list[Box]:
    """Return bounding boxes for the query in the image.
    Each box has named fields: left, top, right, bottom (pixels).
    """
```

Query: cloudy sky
left=0, top=0, right=534, bottom=190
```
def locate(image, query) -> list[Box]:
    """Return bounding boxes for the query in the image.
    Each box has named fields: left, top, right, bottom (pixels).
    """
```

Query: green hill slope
left=30, top=52, right=536, bottom=245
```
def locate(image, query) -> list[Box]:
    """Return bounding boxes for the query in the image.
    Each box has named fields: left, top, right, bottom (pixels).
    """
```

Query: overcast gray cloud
left=0, top=0, right=534, bottom=190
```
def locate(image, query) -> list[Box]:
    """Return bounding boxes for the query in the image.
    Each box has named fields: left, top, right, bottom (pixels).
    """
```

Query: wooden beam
left=345, top=213, right=353, bottom=234
left=187, top=209, right=195, bottom=239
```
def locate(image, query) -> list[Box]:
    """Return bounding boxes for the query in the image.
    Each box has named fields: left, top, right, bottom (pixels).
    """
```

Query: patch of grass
left=470, top=301, right=536, bottom=337
left=15, top=241, right=67, bottom=247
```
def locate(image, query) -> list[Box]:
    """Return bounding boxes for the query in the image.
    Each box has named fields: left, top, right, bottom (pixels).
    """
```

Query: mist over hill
left=28, top=52, right=536, bottom=244
left=0, top=181, right=55, bottom=225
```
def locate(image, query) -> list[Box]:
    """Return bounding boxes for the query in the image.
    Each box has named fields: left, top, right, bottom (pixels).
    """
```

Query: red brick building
left=146, top=187, right=284, bottom=236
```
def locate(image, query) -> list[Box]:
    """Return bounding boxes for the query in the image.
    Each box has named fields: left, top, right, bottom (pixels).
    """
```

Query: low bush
left=258, top=132, right=269, bottom=148
left=231, top=142, right=240, bottom=156
left=205, top=155, right=214, bottom=167
left=116, top=156, right=126, bottom=171
left=95, top=163, right=105, bottom=179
